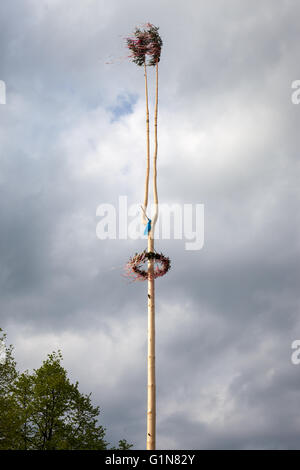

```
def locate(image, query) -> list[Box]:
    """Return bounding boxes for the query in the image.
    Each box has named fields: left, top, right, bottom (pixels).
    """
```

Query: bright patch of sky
left=109, top=93, right=138, bottom=122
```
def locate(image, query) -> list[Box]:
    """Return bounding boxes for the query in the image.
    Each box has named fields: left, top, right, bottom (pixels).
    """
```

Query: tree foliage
left=0, top=330, right=132, bottom=450
left=126, top=23, right=163, bottom=67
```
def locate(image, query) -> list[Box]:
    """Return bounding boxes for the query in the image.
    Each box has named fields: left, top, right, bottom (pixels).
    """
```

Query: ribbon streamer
left=144, top=219, right=151, bottom=235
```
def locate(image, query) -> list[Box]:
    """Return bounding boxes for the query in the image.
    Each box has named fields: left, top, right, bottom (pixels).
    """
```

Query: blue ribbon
left=144, top=219, right=151, bottom=235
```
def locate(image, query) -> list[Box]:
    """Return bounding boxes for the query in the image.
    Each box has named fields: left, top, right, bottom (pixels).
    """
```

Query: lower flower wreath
left=125, top=250, right=171, bottom=281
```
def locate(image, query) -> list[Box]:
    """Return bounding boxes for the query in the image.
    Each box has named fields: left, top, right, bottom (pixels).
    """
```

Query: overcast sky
left=1, top=0, right=300, bottom=450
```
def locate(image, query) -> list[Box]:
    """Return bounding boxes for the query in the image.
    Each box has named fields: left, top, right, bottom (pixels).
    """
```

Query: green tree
left=0, top=329, right=20, bottom=449
left=0, top=332, right=132, bottom=450
left=13, top=351, right=107, bottom=450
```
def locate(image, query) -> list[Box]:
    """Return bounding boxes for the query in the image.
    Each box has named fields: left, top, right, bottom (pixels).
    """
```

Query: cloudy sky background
left=1, top=0, right=300, bottom=449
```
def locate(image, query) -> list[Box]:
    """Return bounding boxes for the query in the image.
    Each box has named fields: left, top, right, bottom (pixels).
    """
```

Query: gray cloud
left=1, top=0, right=300, bottom=449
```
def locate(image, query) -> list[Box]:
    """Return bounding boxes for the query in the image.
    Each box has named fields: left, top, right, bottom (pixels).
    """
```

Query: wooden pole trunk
left=146, top=62, right=159, bottom=451
left=147, top=234, right=155, bottom=450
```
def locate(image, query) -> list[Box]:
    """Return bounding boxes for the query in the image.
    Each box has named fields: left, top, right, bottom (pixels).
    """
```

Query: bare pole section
left=142, top=61, right=150, bottom=226
left=147, top=231, right=155, bottom=450
left=147, top=60, right=159, bottom=451
left=152, top=61, right=159, bottom=226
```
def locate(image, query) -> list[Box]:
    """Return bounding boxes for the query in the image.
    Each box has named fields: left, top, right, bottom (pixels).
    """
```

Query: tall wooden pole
left=147, top=62, right=159, bottom=450
left=126, top=23, right=162, bottom=451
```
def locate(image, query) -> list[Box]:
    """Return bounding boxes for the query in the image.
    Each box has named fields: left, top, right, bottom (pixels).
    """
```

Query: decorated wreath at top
left=126, top=23, right=163, bottom=67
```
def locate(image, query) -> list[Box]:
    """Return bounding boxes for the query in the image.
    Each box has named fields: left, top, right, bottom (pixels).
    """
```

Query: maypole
left=125, top=24, right=170, bottom=450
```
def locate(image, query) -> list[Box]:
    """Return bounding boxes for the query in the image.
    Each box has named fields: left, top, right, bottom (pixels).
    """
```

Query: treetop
left=126, top=23, right=163, bottom=67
